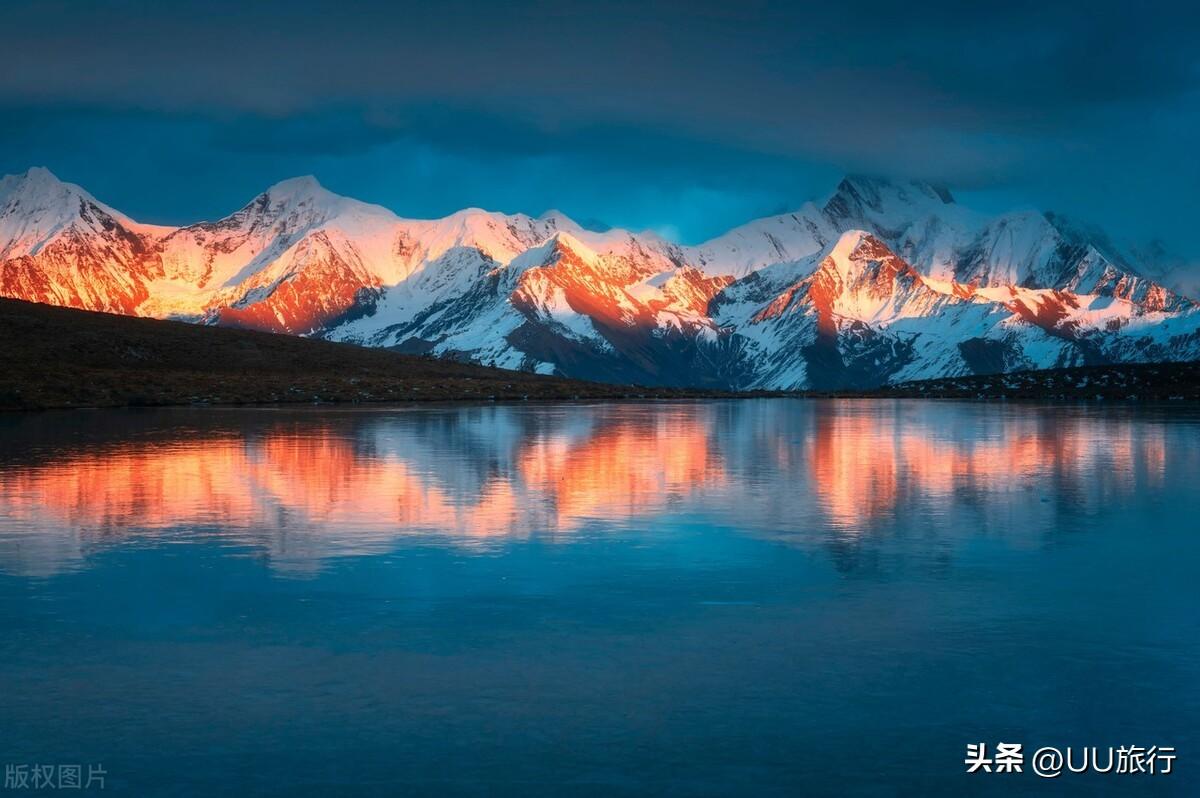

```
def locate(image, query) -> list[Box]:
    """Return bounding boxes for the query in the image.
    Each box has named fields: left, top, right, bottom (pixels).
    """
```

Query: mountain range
left=2, top=166, right=1198, bottom=390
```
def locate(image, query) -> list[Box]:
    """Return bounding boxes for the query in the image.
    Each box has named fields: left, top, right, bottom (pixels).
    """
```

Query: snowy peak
left=498, top=233, right=603, bottom=291
left=827, top=229, right=893, bottom=263
left=1, top=166, right=62, bottom=199
left=824, top=175, right=954, bottom=220
left=241, top=175, right=398, bottom=227
left=536, top=209, right=585, bottom=232
left=0, top=166, right=78, bottom=203
left=0, top=166, right=152, bottom=260
left=817, top=176, right=1193, bottom=311
left=265, top=174, right=325, bottom=198
left=524, top=231, right=598, bottom=266
left=153, top=175, right=405, bottom=293
left=688, top=202, right=834, bottom=278
left=0, top=168, right=164, bottom=314
left=0, top=167, right=131, bottom=249
left=0, top=167, right=154, bottom=231
left=804, top=232, right=938, bottom=322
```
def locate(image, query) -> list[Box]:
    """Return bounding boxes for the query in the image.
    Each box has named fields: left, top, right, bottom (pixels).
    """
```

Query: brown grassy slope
left=0, top=298, right=753, bottom=410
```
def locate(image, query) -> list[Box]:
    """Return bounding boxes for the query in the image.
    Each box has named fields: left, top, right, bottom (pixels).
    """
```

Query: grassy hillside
left=0, top=299, right=755, bottom=410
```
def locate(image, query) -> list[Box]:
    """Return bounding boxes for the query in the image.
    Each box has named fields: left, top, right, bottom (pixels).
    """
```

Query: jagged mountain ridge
left=1, top=166, right=1198, bottom=389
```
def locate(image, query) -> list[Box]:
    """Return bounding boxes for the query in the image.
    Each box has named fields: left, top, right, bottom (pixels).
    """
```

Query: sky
left=1, top=0, right=1197, bottom=250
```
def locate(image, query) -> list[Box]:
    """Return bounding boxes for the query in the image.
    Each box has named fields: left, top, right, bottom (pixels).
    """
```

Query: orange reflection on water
left=2, top=439, right=257, bottom=534
left=517, top=412, right=725, bottom=527
left=803, top=407, right=1168, bottom=531
left=0, top=403, right=1177, bottom=575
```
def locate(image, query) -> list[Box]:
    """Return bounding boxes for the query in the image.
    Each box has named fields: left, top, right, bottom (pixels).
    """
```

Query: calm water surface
left=0, top=400, right=1197, bottom=796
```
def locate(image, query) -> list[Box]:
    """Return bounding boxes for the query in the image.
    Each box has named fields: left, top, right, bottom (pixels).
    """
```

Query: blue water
left=0, top=400, right=1196, bottom=796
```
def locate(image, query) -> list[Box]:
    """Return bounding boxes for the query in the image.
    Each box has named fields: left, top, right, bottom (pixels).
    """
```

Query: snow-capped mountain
left=2, top=166, right=1198, bottom=390
left=0, top=167, right=170, bottom=314
left=822, top=177, right=1193, bottom=311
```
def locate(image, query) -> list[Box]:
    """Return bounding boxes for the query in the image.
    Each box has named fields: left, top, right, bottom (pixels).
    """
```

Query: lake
left=0, top=400, right=1196, bottom=795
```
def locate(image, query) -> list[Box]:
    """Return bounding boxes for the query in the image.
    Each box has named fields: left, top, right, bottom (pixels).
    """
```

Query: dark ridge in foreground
left=0, top=299, right=772, bottom=411
left=7, top=297, right=1198, bottom=411
left=861, top=361, right=1200, bottom=401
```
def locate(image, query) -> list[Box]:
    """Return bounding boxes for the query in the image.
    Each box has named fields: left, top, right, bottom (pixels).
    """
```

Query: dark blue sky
left=2, top=0, right=1197, bottom=249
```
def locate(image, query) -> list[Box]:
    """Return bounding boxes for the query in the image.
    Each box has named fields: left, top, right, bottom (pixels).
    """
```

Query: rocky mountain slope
left=2, top=167, right=1198, bottom=389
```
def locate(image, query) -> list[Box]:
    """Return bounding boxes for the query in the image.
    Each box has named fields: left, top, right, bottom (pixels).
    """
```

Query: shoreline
left=8, top=390, right=1200, bottom=414
left=0, top=389, right=791, bottom=413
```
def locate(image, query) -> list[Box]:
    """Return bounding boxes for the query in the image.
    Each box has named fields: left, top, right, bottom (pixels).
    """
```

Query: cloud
left=4, top=2, right=1196, bottom=131
left=0, top=0, right=1196, bottom=248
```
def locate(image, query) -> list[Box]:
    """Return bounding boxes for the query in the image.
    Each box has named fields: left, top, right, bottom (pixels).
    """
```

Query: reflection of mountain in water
left=0, top=402, right=1182, bottom=576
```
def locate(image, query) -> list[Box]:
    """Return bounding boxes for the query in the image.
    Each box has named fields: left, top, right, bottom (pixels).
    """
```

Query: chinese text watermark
left=966, top=743, right=1176, bottom=778
left=3, top=764, right=106, bottom=791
